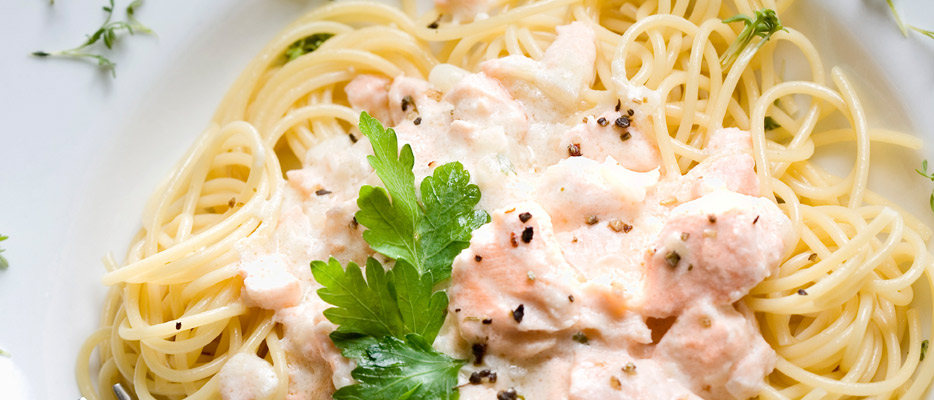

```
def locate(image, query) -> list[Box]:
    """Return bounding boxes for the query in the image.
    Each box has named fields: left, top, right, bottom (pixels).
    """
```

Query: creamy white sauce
left=235, top=21, right=791, bottom=400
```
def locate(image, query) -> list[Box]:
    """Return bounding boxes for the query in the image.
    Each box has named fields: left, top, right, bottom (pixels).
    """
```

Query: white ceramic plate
left=1, top=1, right=933, bottom=398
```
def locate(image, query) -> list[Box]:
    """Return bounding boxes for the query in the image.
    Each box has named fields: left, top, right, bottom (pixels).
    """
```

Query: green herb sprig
left=720, top=9, right=787, bottom=69
left=916, top=160, right=934, bottom=212
left=0, top=235, right=8, bottom=270
left=886, top=0, right=934, bottom=40
left=32, top=0, right=153, bottom=77
left=312, top=112, right=489, bottom=399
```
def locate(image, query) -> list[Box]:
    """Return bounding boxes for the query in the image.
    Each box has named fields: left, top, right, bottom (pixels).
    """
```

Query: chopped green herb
left=922, top=339, right=929, bottom=361
left=915, top=160, right=934, bottom=213
left=285, top=33, right=334, bottom=62
left=720, top=9, right=786, bottom=69
left=764, top=116, right=781, bottom=131
left=572, top=331, right=589, bottom=345
left=0, top=235, right=8, bottom=270
left=32, top=0, right=153, bottom=77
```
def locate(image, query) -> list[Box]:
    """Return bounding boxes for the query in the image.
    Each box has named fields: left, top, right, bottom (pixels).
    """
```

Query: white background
left=0, top=0, right=933, bottom=398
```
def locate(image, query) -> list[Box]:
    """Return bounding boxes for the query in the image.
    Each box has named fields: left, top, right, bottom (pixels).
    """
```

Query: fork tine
left=112, top=383, right=133, bottom=400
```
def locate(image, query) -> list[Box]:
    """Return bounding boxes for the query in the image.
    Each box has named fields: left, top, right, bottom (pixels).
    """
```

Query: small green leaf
left=0, top=234, right=8, bottom=270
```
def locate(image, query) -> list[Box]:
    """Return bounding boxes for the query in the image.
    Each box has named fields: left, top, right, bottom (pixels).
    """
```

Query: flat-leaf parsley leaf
left=355, top=112, right=490, bottom=283
left=312, top=112, right=489, bottom=400
left=332, top=334, right=465, bottom=400
left=311, top=257, right=447, bottom=343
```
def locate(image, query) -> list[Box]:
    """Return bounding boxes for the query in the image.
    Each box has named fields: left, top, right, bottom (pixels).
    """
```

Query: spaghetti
left=76, top=0, right=934, bottom=399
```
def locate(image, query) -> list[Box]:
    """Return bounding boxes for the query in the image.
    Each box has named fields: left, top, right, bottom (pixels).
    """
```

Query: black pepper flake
left=348, top=133, right=358, bottom=143
left=427, top=14, right=442, bottom=29
left=568, top=294, right=575, bottom=302
left=518, top=212, right=532, bottom=223
left=664, top=251, right=681, bottom=267
left=623, top=223, right=632, bottom=233
left=585, top=215, right=599, bottom=225
left=413, top=117, right=422, bottom=125
left=572, top=331, right=589, bottom=345
left=510, top=232, right=519, bottom=247
left=627, top=108, right=634, bottom=116
left=475, top=255, right=482, bottom=262
left=472, top=343, right=487, bottom=365
left=615, top=115, right=631, bottom=129
left=489, top=371, right=498, bottom=383
left=469, top=371, right=483, bottom=384
left=521, top=227, right=534, bottom=243
left=482, top=318, right=493, bottom=325
left=753, top=215, right=760, bottom=224
left=597, top=117, right=609, bottom=127
left=808, top=253, right=818, bottom=262
left=478, top=369, right=491, bottom=378
left=455, top=308, right=461, bottom=312
left=228, top=197, right=237, bottom=208
left=687, top=264, right=694, bottom=271
left=615, top=99, right=622, bottom=112
left=350, top=217, right=359, bottom=229
left=512, top=304, right=525, bottom=323
left=175, top=322, right=182, bottom=330
left=401, top=95, right=415, bottom=112
left=680, top=232, right=690, bottom=241
left=608, top=219, right=626, bottom=232
left=567, top=143, right=582, bottom=157
left=797, top=289, right=808, bottom=296
left=708, top=214, right=717, bottom=223
left=497, top=388, right=518, bottom=400
left=619, top=131, right=632, bottom=141
left=315, top=188, right=332, bottom=196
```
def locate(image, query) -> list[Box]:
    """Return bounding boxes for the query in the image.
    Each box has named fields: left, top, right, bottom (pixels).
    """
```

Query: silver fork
left=78, top=383, right=133, bottom=400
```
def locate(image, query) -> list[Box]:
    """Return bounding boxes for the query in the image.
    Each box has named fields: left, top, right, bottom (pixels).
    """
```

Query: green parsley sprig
left=916, top=160, right=934, bottom=212
left=886, top=0, right=934, bottom=40
left=284, top=33, right=334, bottom=62
left=311, top=112, right=489, bottom=399
left=0, top=234, right=8, bottom=270
left=720, top=9, right=787, bottom=69
left=32, top=0, right=153, bottom=77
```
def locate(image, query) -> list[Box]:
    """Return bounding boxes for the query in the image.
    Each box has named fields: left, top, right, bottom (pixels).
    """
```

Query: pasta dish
left=76, top=0, right=934, bottom=399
